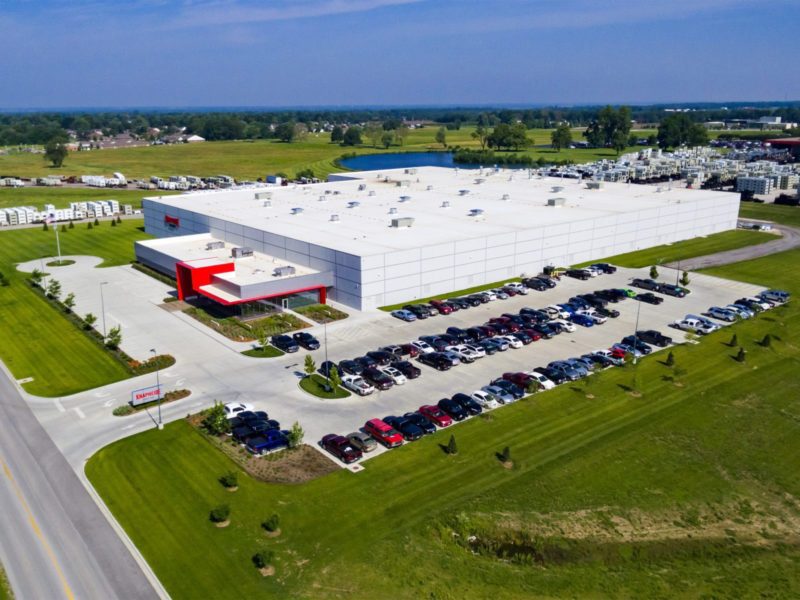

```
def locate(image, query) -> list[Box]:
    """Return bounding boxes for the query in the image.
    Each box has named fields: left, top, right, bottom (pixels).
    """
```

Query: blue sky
left=0, top=0, right=797, bottom=108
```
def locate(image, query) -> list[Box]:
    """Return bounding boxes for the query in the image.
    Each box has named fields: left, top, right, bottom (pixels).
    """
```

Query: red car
left=502, top=372, right=535, bottom=388
left=609, top=346, right=627, bottom=359
left=418, top=404, right=453, bottom=428
left=364, top=419, right=404, bottom=448
left=476, top=325, right=498, bottom=338
left=489, top=316, right=520, bottom=333
left=400, top=343, right=420, bottom=358
left=320, top=434, right=363, bottom=464
left=521, top=328, right=543, bottom=342
left=429, top=300, right=453, bottom=315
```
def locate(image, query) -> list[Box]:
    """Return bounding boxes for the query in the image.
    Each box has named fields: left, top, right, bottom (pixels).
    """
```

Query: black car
left=338, top=359, right=363, bottom=376
left=523, top=277, right=548, bottom=291
left=449, top=297, right=471, bottom=310
left=660, top=283, right=688, bottom=298
left=418, top=352, right=452, bottom=371
left=590, top=263, right=617, bottom=274
left=383, top=416, right=423, bottom=441
left=362, top=367, right=394, bottom=390
left=271, top=335, right=299, bottom=353
left=631, top=278, right=661, bottom=292
left=381, top=345, right=405, bottom=359
left=490, top=379, right=525, bottom=399
left=735, top=298, right=764, bottom=313
left=520, top=308, right=549, bottom=322
left=250, top=419, right=281, bottom=433
left=466, top=327, right=487, bottom=342
left=512, top=331, right=534, bottom=344
left=451, top=393, right=483, bottom=416
left=566, top=269, right=591, bottom=280
left=530, top=323, right=556, bottom=339
left=502, top=314, right=528, bottom=327
left=437, top=398, right=467, bottom=421
left=621, top=336, right=653, bottom=355
left=579, top=293, right=608, bottom=308
left=319, top=360, right=337, bottom=377
left=468, top=293, right=489, bottom=305
left=232, top=425, right=257, bottom=442
left=593, top=289, right=621, bottom=303
left=354, top=355, right=378, bottom=370
left=581, top=353, right=616, bottom=368
left=292, top=331, right=320, bottom=350
left=403, top=304, right=430, bottom=319
left=536, top=276, right=558, bottom=289
left=595, top=306, right=620, bottom=319
left=438, top=333, right=461, bottom=346
left=402, top=412, right=437, bottom=434
left=635, top=330, right=673, bottom=347
left=546, top=321, right=566, bottom=335
left=419, top=335, right=448, bottom=352
left=366, top=350, right=393, bottom=366
left=462, top=295, right=482, bottom=307
left=391, top=360, right=421, bottom=379
left=446, top=327, right=471, bottom=342
left=533, top=366, right=567, bottom=385
left=477, top=339, right=499, bottom=355
left=635, top=292, right=664, bottom=305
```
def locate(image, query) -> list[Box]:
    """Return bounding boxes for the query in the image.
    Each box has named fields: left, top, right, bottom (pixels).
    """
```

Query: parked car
left=499, top=335, right=523, bottom=349
left=390, top=360, right=422, bottom=379
left=521, top=328, right=543, bottom=342
left=381, top=345, right=405, bottom=359
left=366, top=350, right=393, bottom=366
left=354, top=355, right=377, bottom=370
left=391, top=309, right=417, bottom=322
left=292, top=332, right=320, bottom=350
left=466, top=327, right=487, bottom=342
left=536, top=276, right=558, bottom=288
left=364, top=419, right=404, bottom=448
left=504, top=282, right=529, bottom=295
left=581, top=353, right=618, bottom=368
left=547, top=361, right=582, bottom=381
left=631, top=278, right=661, bottom=292
left=383, top=416, right=424, bottom=441
left=530, top=323, right=556, bottom=339
left=419, top=335, right=448, bottom=352
left=446, top=344, right=481, bottom=363
left=707, top=306, right=737, bottom=322
left=595, top=306, right=620, bottom=319
left=726, top=304, right=753, bottom=319
left=471, top=390, right=501, bottom=409
left=478, top=290, right=498, bottom=301
left=481, top=385, right=515, bottom=404
left=565, top=269, right=591, bottom=280
left=464, top=343, right=486, bottom=358
left=271, top=335, right=299, bottom=353
left=338, top=359, right=363, bottom=376
left=410, top=340, right=435, bottom=355
left=449, top=297, right=471, bottom=309
left=245, top=430, right=288, bottom=455
left=502, top=371, right=535, bottom=389
left=446, top=327, right=471, bottom=342
left=612, top=342, right=643, bottom=358
left=590, top=263, right=617, bottom=274
left=571, top=313, right=595, bottom=327
left=477, top=339, right=499, bottom=355
left=549, top=318, right=575, bottom=333
left=523, top=277, right=548, bottom=291
left=362, top=367, right=394, bottom=390
left=660, top=283, right=689, bottom=298
left=562, top=359, right=590, bottom=377
left=490, top=288, right=510, bottom=300
left=635, top=292, right=664, bottom=305
left=490, top=379, right=525, bottom=399
left=403, top=304, right=431, bottom=319
left=320, top=434, right=363, bottom=463
left=483, top=337, right=509, bottom=352
left=672, top=317, right=715, bottom=335
left=759, top=289, right=790, bottom=304
left=437, top=398, right=467, bottom=421
left=429, top=299, right=453, bottom=314
left=347, top=431, right=377, bottom=453
left=418, top=352, right=453, bottom=371
left=545, top=304, right=571, bottom=319
left=224, top=402, right=255, bottom=418
left=635, top=330, right=672, bottom=347
left=318, top=360, right=337, bottom=377
left=734, top=297, right=765, bottom=313
left=402, top=412, right=437, bottom=434
left=400, top=343, right=421, bottom=358
left=621, top=336, right=653, bottom=355
left=451, top=393, right=483, bottom=416
left=341, top=374, right=375, bottom=396
left=512, top=330, right=534, bottom=345
left=418, top=404, right=452, bottom=428
left=381, top=366, right=408, bottom=385
left=594, top=347, right=627, bottom=361
left=526, top=371, right=555, bottom=390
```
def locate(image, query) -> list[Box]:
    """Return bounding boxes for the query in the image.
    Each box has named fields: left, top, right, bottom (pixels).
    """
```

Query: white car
left=446, top=344, right=480, bottom=363
left=673, top=318, right=716, bottom=335
left=480, top=290, right=498, bottom=301
left=464, top=343, right=486, bottom=358
left=482, top=385, right=515, bottom=404
left=505, top=282, right=529, bottom=295
left=341, top=375, right=375, bottom=396
left=381, top=366, right=407, bottom=385
left=411, top=340, right=435, bottom=354
left=525, top=371, right=556, bottom=390
left=471, top=390, right=500, bottom=409
left=491, top=288, right=510, bottom=300
left=584, top=267, right=601, bottom=277
left=549, top=318, right=575, bottom=333
left=589, top=313, right=607, bottom=325
left=500, top=335, right=523, bottom=349
left=546, top=305, right=570, bottom=319
left=224, top=402, right=254, bottom=418
left=744, top=296, right=771, bottom=311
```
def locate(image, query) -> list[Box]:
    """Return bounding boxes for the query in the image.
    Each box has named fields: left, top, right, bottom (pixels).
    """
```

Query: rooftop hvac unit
left=391, top=217, right=414, bottom=228
left=262, top=200, right=272, bottom=208
left=547, top=197, right=566, bottom=207
left=397, top=179, right=411, bottom=187
left=399, top=195, right=411, bottom=202
left=586, top=181, right=603, bottom=190
left=474, top=178, right=486, bottom=184
left=426, top=185, right=433, bottom=191
left=348, top=201, right=360, bottom=208
left=333, top=190, right=341, bottom=195
left=368, top=190, right=376, bottom=196
left=291, top=207, right=304, bottom=214
left=205, top=241, right=225, bottom=250
left=404, top=168, right=418, bottom=175
left=318, top=195, right=327, bottom=202
left=232, top=247, right=254, bottom=258
left=273, top=265, right=296, bottom=277
left=389, top=207, right=398, bottom=214
left=501, top=194, right=510, bottom=201
left=494, top=164, right=500, bottom=172
left=459, top=189, right=470, bottom=196
left=330, top=214, right=340, bottom=222
left=441, top=201, right=450, bottom=208
left=469, top=208, right=484, bottom=216
left=551, top=186, right=564, bottom=193
left=324, top=189, right=332, bottom=195
left=358, top=183, right=367, bottom=191
left=255, top=191, right=272, bottom=200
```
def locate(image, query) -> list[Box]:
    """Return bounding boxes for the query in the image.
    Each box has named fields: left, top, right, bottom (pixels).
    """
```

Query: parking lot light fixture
left=632, top=298, right=642, bottom=366
left=99, top=281, right=109, bottom=337
left=151, top=348, right=163, bottom=430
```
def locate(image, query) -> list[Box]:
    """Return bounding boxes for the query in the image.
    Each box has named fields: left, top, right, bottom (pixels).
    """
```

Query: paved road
left=0, top=365, right=159, bottom=600
left=666, top=223, right=800, bottom=270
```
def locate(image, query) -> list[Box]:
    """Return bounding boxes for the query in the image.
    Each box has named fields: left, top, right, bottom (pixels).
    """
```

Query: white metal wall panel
left=385, top=248, right=420, bottom=266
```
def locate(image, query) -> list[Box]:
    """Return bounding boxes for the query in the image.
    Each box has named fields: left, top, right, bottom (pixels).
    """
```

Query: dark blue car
left=571, top=313, right=595, bottom=327
left=245, top=430, right=288, bottom=455
left=384, top=416, right=424, bottom=441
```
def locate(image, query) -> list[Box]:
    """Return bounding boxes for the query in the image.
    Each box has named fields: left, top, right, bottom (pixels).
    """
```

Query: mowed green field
left=576, top=229, right=774, bottom=269
left=739, top=202, right=800, bottom=228
left=0, top=187, right=176, bottom=211
left=0, top=220, right=151, bottom=396
left=87, top=246, right=800, bottom=599
left=0, top=128, right=660, bottom=181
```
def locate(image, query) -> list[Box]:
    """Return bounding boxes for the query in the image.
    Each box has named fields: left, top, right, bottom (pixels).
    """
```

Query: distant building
left=736, top=176, right=773, bottom=195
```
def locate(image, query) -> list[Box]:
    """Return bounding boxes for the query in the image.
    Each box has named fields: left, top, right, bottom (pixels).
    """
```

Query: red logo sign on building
left=165, top=215, right=180, bottom=229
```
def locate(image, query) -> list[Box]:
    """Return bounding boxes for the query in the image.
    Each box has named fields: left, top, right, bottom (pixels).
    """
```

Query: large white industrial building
left=135, top=166, right=739, bottom=311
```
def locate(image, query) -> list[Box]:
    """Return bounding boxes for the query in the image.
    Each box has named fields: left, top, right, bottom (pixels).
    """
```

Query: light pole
left=151, top=348, right=163, bottom=430
left=99, top=282, right=109, bottom=337
left=323, top=319, right=330, bottom=391
left=632, top=297, right=642, bottom=366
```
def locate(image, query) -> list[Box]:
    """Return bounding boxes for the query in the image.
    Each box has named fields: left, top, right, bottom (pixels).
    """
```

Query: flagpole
left=50, top=212, right=62, bottom=264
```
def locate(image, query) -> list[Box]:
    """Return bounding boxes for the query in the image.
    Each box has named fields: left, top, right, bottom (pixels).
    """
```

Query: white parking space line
left=72, top=407, right=86, bottom=420
left=53, top=399, right=66, bottom=413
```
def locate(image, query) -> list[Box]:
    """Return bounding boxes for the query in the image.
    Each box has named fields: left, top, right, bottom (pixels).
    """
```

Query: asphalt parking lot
left=308, top=265, right=765, bottom=464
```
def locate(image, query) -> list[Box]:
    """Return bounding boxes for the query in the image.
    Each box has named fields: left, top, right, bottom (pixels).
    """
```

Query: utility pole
left=151, top=348, right=163, bottom=430
left=100, top=282, right=109, bottom=337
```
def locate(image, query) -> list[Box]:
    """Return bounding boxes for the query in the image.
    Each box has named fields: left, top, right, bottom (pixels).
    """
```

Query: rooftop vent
left=262, top=200, right=272, bottom=208
left=206, top=241, right=225, bottom=250
left=391, top=217, right=415, bottom=228
left=291, top=207, right=304, bottom=214
left=501, top=194, right=510, bottom=201
left=474, top=178, right=486, bottom=184
left=426, top=185, right=433, bottom=191
left=324, top=189, right=332, bottom=195
left=333, top=190, right=341, bottom=195
left=469, top=208, right=484, bottom=216
left=330, top=214, right=340, bottom=222
left=586, top=181, right=603, bottom=190
left=547, top=197, right=566, bottom=207
left=404, top=168, right=417, bottom=175
left=358, top=183, right=367, bottom=191
left=255, top=191, right=272, bottom=200
left=399, top=195, right=411, bottom=202
left=368, top=190, right=376, bottom=197
left=389, top=207, right=398, bottom=214
left=459, top=189, right=470, bottom=196
left=273, top=265, right=296, bottom=277
left=232, top=247, right=254, bottom=258
left=318, top=195, right=327, bottom=202
left=441, top=200, right=451, bottom=208
left=551, top=185, right=564, bottom=193
left=348, top=201, right=360, bottom=208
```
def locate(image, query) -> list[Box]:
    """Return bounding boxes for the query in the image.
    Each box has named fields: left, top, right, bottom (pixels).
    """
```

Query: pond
left=338, top=151, right=458, bottom=171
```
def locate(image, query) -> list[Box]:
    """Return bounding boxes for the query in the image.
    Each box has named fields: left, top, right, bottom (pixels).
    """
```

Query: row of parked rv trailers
left=0, top=200, right=134, bottom=226
left=0, top=173, right=287, bottom=192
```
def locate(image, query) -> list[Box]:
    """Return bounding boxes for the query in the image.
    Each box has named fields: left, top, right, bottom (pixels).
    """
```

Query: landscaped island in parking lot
left=86, top=245, right=800, bottom=599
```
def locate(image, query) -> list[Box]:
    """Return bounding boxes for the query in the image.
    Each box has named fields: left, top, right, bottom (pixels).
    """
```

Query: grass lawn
left=0, top=219, right=150, bottom=396
left=292, top=303, right=348, bottom=324
left=739, top=202, right=800, bottom=228
left=0, top=186, right=176, bottom=211
left=0, top=564, right=11, bottom=600
left=241, top=345, right=285, bottom=358
left=298, top=374, right=350, bottom=399
left=576, top=229, right=773, bottom=269
left=87, top=247, right=800, bottom=599
left=379, top=277, right=522, bottom=311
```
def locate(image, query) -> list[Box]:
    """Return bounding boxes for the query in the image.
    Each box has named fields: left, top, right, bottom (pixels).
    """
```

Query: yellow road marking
left=1, top=457, right=76, bottom=600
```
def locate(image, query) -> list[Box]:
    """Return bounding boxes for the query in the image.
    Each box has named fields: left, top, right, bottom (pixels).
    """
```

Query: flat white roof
left=147, top=166, right=734, bottom=256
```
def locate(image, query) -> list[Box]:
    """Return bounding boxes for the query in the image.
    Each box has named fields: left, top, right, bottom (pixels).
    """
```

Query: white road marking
left=72, top=407, right=85, bottom=420
left=53, top=399, right=66, bottom=413
left=122, top=424, right=136, bottom=431
left=103, top=399, right=115, bottom=408
left=16, top=377, right=34, bottom=384
left=94, top=391, right=110, bottom=398
left=176, top=379, right=186, bottom=386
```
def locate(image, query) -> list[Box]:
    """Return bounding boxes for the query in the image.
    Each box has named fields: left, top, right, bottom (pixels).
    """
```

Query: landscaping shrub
left=287, top=422, right=304, bottom=449
left=650, top=265, right=659, bottom=279
left=736, top=347, right=747, bottom=363
left=761, top=334, right=772, bottom=348
left=666, top=351, right=675, bottom=367
left=209, top=504, right=230, bottom=523
left=112, top=405, right=134, bottom=416
left=262, top=514, right=280, bottom=532
left=447, top=434, right=458, bottom=455
left=729, top=333, right=739, bottom=347
left=500, top=446, right=511, bottom=463
left=203, top=402, right=231, bottom=436
left=252, top=550, right=274, bottom=569
left=219, top=471, right=238, bottom=489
